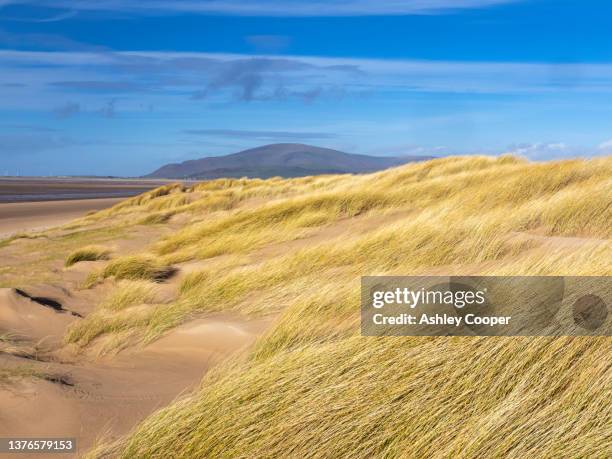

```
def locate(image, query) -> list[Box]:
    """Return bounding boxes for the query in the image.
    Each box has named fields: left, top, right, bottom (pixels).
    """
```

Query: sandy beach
left=0, top=198, right=123, bottom=237
left=0, top=178, right=179, bottom=237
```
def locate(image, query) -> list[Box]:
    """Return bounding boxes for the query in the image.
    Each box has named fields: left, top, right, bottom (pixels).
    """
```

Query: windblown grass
left=60, top=155, right=611, bottom=458
left=65, top=280, right=164, bottom=351
left=71, top=156, right=612, bottom=350
left=100, top=255, right=175, bottom=282
left=65, top=245, right=111, bottom=267
left=0, top=231, right=45, bottom=249
left=111, top=336, right=611, bottom=459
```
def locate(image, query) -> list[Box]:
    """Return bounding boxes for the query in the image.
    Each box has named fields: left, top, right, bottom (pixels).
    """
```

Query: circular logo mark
left=573, top=294, right=608, bottom=331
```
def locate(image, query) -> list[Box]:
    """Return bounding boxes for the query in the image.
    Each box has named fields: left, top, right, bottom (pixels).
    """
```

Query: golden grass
left=108, top=336, right=611, bottom=459
left=65, top=245, right=111, bottom=267
left=70, top=156, right=612, bottom=351
left=0, top=226, right=131, bottom=288
left=100, top=255, right=175, bottom=282
left=0, top=231, right=46, bottom=249
left=36, top=155, right=612, bottom=458
left=100, top=280, right=159, bottom=311
left=138, top=211, right=175, bottom=225
left=65, top=280, right=161, bottom=349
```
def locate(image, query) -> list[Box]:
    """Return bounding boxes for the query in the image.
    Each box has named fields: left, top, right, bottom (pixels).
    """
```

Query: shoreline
left=0, top=177, right=179, bottom=204
left=0, top=197, right=123, bottom=237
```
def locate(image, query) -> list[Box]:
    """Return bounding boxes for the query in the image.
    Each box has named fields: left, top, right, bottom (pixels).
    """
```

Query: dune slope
left=1, top=155, right=610, bottom=458
left=85, top=156, right=612, bottom=458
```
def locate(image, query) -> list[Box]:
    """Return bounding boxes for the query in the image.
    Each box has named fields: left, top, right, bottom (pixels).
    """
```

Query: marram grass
left=67, top=155, right=610, bottom=458
left=64, top=245, right=111, bottom=267
left=100, top=255, right=175, bottom=282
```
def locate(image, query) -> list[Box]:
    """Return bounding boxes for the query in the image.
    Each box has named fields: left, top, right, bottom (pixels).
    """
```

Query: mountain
left=145, top=143, right=433, bottom=179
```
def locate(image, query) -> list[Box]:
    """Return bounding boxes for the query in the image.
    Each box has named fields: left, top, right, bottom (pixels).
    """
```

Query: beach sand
left=0, top=198, right=123, bottom=237
left=0, top=177, right=178, bottom=237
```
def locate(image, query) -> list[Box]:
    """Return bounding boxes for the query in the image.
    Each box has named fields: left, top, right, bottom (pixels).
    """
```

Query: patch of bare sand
left=0, top=378, right=81, bottom=459
left=145, top=315, right=269, bottom=359
left=0, top=288, right=78, bottom=344
left=0, top=314, right=268, bottom=455
left=0, top=198, right=124, bottom=238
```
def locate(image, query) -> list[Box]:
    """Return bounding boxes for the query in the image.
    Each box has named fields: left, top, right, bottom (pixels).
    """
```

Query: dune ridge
left=1, top=155, right=610, bottom=457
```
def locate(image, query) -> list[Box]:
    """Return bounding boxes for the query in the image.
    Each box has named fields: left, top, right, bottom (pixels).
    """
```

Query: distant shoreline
left=0, top=178, right=180, bottom=204
left=0, top=191, right=149, bottom=203
left=0, top=197, right=124, bottom=237
left=0, top=178, right=181, bottom=236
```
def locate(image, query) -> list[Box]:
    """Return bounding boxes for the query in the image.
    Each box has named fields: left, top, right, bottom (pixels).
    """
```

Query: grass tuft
left=65, top=245, right=111, bottom=267
left=100, top=255, right=175, bottom=282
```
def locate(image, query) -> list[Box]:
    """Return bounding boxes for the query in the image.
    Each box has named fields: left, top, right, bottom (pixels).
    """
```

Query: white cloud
left=3, top=9, right=78, bottom=22
left=597, top=139, right=612, bottom=153
left=3, top=1, right=523, bottom=17
left=503, top=142, right=592, bottom=160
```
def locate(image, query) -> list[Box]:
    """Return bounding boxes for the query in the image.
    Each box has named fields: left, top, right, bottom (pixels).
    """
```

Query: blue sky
left=1, top=0, right=612, bottom=176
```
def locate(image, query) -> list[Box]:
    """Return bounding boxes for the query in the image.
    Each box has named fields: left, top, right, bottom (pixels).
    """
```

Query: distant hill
left=145, top=143, right=433, bottom=179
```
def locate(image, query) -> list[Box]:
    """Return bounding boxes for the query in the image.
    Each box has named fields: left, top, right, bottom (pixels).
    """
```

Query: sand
left=0, top=269, right=269, bottom=455
left=0, top=198, right=122, bottom=237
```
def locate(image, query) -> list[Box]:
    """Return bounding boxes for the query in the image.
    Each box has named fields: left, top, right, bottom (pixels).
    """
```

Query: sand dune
left=1, top=156, right=610, bottom=457
left=0, top=288, right=77, bottom=344
left=0, top=262, right=268, bottom=455
left=1, top=207, right=270, bottom=455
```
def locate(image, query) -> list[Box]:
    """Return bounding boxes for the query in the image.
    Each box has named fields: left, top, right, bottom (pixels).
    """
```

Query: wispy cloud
left=500, top=142, right=612, bottom=160
left=183, top=129, right=337, bottom=141
left=98, top=99, right=117, bottom=118
left=53, top=101, right=80, bottom=118
left=597, top=139, right=612, bottom=153
left=3, top=124, right=60, bottom=132
left=0, top=28, right=105, bottom=51
left=1, top=1, right=523, bottom=17
left=378, top=140, right=612, bottom=160
left=3, top=50, right=612, bottom=113
left=3, top=9, right=78, bottom=22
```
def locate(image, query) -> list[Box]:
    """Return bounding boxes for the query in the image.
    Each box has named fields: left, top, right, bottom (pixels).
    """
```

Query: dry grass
left=33, top=155, right=611, bottom=458
left=100, top=255, right=175, bottom=282
left=107, top=337, right=611, bottom=459
left=0, top=231, right=46, bottom=249
left=65, top=245, right=111, bottom=267
left=64, top=280, right=162, bottom=349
